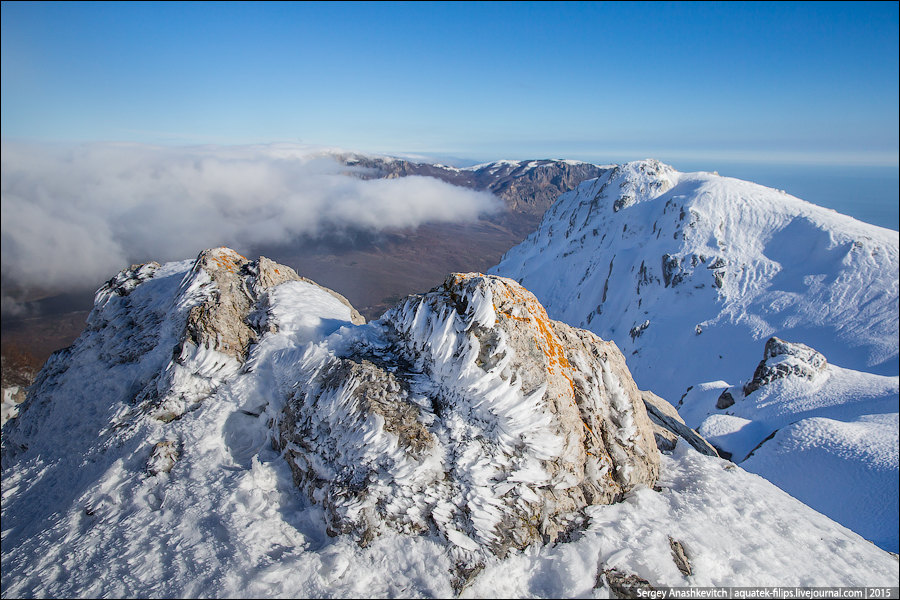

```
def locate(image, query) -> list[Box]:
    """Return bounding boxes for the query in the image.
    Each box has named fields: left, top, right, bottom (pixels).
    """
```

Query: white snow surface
left=0, top=387, right=23, bottom=426
left=2, top=256, right=898, bottom=597
left=490, top=160, right=899, bottom=398
left=681, top=364, right=899, bottom=552
left=490, top=159, right=900, bottom=553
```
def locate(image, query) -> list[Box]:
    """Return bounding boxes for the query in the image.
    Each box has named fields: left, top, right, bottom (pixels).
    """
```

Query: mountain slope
left=491, top=160, right=898, bottom=399
left=2, top=249, right=897, bottom=597
left=490, top=159, right=900, bottom=552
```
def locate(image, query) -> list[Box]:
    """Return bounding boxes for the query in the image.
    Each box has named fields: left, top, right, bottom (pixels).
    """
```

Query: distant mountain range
left=337, top=153, right=612, bottom=223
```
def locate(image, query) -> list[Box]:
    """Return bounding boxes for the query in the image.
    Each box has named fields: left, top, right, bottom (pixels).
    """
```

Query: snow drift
left=2, top=248, right=897, bottom=597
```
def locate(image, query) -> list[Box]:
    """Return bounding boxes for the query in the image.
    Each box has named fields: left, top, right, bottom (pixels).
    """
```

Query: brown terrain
left=0, top=157, right=610, bottom=389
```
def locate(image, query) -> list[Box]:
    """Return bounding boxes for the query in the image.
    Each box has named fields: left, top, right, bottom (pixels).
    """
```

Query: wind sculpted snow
left=2, top=248, right=898, bottom=597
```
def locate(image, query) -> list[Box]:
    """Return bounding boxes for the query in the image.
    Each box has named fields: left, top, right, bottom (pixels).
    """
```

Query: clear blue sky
left=2, top=1, right=898, bottom=165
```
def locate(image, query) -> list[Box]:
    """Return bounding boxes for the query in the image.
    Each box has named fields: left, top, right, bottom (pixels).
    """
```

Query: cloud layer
left=1, top=142, right=500, bottom=316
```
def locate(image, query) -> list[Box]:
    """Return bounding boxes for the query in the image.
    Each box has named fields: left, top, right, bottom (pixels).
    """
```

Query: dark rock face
left=274, top=273, right=660, bottom=557
left=743, top=337, right=827, bottom=396
left=662, top=254, right=685, bottom=287
left=717, top=389, right=736, bottom=409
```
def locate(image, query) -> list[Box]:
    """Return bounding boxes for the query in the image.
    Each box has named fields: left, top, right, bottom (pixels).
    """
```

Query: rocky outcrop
left=742, top=337, right=827, bottom=396
left=641, top=390, right=719, bottom=456
left=716, top=389, right=736, bottom=409
left=597, top=568, right=658, bottom=598
left=274, top=273, right=660, bottom=557
left=87, top=248, right=363, bottom=425
left=669, top=536, right=693, bottom=577
left=179, top=249, right=363, bottom=363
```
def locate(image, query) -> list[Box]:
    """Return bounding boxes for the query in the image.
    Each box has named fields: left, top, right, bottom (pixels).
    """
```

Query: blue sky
left=2, top=1, right=898, bottom=165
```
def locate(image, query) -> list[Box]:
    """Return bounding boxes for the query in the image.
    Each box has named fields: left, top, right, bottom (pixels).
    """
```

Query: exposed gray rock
left=597, top=567, right=658, bottom=598
left=274, top=273, right=660, bottom=557
left=669, top=536, right=692, bottom=577
left=717, top=388, right=736, bottom=409
left=642, top=390, right=720, bottom=457
left=743, top=337, right=827, bottom=396
left=180, top=248, right=363, bottom=363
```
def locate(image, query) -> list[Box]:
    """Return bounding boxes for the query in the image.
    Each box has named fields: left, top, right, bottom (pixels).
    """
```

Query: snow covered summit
left=2, top=248, right=897, bottom=597
left=491, top=159, right=898, bottom=398
left=490, top=159, right=899, bottom=552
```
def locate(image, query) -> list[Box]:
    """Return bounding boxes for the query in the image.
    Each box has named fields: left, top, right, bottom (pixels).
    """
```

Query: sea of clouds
left=0, top=142, right=500, bottom=316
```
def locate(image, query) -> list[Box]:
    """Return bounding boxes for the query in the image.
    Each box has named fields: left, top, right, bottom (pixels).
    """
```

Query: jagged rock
left=597, top=567, right=658, bottom=598
left=716, top=388, right=735, bottom=409
left=669, top=536, right=692, bottom=576
left=713, top=270, right=725, bottom=288
left=743, top=337, right=827, bottom=396
left=175, top=248, right=364, bottom=363
left=629, top=320, right=650, bottom=341
left=642, top=390, right=719, bottom=457
left=662, top=254, right=684, bottom=287
left=274, top=273, right=660, bottom=557
left=65, top=248, right=362, bottom=426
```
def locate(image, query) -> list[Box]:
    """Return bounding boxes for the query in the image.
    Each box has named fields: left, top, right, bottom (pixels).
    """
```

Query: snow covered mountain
left=490, top=159, right=899, bottom=552
left=2, top=248, right=897, bottom=597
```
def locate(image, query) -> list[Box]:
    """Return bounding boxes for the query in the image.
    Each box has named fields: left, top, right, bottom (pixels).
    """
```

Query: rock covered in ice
left=2, top=248, right=361, bottom=461
left=274, top=272, right=660, bottom=557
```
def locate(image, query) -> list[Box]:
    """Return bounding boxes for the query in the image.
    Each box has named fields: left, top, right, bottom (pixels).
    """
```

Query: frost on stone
left=274, top=273, right=660, bottom=557
left=147, top=440, right=180, bottom=475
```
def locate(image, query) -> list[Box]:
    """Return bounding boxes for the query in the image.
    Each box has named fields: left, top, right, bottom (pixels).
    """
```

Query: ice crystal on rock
left=274, top=272, right=660, bottom=557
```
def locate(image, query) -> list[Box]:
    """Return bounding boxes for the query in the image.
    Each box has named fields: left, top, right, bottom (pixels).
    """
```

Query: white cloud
left=0, top=142, right=500, bottom=314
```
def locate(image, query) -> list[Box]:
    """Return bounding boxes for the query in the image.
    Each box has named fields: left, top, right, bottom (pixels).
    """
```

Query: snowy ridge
left=2, top=249, right=899, bottom=597
left=492, top=159, right=898, bottom=395
left=491, top=159, right=899, bottom=552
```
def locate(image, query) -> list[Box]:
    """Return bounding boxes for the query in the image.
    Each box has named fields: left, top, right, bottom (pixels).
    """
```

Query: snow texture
left=2, top=248, right=898, bottom=597
left=491, top=159, right=900, bottom=553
